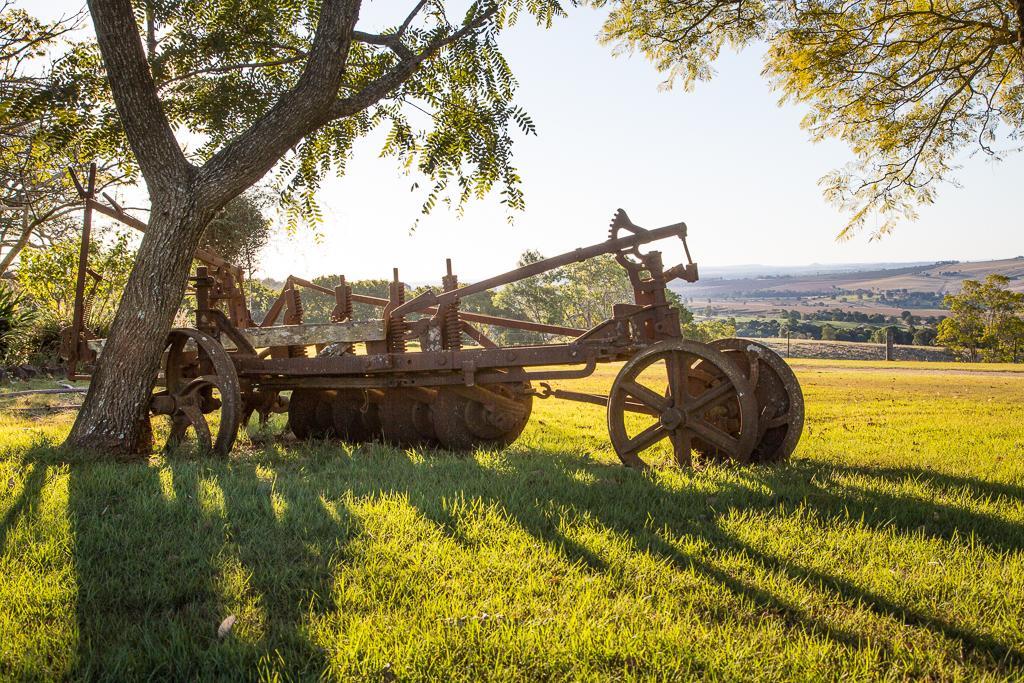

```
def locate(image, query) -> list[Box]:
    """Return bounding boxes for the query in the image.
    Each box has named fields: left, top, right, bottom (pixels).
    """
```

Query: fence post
left=885, top=327, right=894, bottom=361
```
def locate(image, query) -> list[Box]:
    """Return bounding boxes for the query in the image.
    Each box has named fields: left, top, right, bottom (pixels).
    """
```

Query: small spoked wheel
left=607, top=340, right=758, bottom=468
left=150, top=328, right=242, bottom=455
left=709, top=338, right=804, bottom=463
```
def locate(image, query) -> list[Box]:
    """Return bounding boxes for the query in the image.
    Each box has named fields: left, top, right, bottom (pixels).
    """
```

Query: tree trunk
left=0, top=208, right=33, bottom=274
left=65, top=182, right=213, bottom=456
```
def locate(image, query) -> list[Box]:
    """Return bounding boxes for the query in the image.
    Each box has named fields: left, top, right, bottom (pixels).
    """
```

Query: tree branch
left=86, top=0, right=190, bottom=193
left=333, top=4, right=498, bottom=118
left=195, top=0, right=362, bottom=209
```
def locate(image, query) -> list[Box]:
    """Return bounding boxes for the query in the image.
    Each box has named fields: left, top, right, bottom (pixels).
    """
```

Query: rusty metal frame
left=61, top=176, right=703, bottom=436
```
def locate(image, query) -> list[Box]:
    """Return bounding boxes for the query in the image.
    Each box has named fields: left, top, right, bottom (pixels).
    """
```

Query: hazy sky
left=32, top=1, right=1024, bottom=282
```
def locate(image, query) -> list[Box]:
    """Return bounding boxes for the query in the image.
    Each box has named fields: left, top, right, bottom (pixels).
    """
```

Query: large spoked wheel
left=151, top=328, right=242, bottom=456
left=608, top=340, right=758, bottom=468
left=709, top=338, right=804, bottom=463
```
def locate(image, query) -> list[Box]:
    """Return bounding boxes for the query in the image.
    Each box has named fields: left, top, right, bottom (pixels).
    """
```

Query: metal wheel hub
left=659, top=406, right=685, bottom=430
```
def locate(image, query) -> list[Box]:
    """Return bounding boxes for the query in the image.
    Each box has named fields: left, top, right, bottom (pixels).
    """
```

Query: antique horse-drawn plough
left=62, top=165, right=803, bottom=467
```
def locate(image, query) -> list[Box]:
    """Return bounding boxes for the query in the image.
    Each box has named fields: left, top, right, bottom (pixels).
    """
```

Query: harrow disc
left=152, top=328, right=242, bottom=456
left=708, top=338, right=804, bottom=463
left=432, top=384, right=533, bottom=450
left=607, top=339, right=758, bottom=468
left=380, top=389, right=436, bottom=447
left=288, top=388, right=332, bottom=440
left=330, top=389, right=377, bottom=442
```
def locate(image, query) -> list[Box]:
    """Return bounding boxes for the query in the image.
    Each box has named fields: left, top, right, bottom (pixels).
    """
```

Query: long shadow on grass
left=57, top=446, right=352, bottom=680
left=214, top=455, right=355, bottom=675
left=285, top=446, right=876, bottom=676
left=43, top=437, right=1024, bottom=678
left=315, top=446, right=1022, bottom=673
left=0, top=461, right=48, bottom=557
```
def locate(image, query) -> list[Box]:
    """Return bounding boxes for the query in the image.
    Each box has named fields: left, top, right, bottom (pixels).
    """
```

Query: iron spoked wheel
left=607, top=340, right=758, bottom=469
left=709, top=338, right=804, bottom=463
left=152, top=328, right=242, bottom=456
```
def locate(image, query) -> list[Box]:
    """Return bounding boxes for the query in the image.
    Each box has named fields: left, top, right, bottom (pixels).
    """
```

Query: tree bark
left=66, top=181, right=213, bottom=455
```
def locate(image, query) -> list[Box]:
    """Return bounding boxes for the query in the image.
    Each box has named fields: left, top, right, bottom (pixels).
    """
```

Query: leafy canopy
left=937, top=273, right=1024, bottom=361
left=16, top=230, right=135, bottom=333
left=200, top=191, right=273, bottom=267
left=0, top=3, right=130, bottom=269
left=65, top=0, right=571, bottom=229
left=591, top=0, right=1024, bottom=238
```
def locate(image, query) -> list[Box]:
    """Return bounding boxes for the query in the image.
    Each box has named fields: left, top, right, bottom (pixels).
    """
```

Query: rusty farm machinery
left=62, top=165, right=803, bottom=467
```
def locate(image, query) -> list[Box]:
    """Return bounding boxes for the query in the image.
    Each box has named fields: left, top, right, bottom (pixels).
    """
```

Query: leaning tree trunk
left=65, top=184, right=214, bottom=456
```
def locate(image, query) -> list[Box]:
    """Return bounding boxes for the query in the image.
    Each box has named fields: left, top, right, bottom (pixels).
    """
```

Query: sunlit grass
left=0, top=360, right=1022, bottom=679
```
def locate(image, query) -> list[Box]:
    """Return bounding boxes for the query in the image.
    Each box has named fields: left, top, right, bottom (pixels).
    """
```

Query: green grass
left=1, top=360, right=1023, bottom=680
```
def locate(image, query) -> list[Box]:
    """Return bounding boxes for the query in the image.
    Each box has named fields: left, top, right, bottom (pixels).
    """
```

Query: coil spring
left=288, top=288, right=308, bottom=358
left=444, top=301, right=461, bottom=351
left=82, top=286, right=96, bottom=331
left=389, top=287, right=407, bottom=354
left=442, top=273, right=460, bottom=351
left=344, top=284, right=353, bottom=320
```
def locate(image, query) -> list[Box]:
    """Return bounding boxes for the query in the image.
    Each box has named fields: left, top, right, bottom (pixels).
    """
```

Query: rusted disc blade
left=709, top=338, right=804, bottom=463
left=288, top=388, right=322, bottom=440
left=431, top=389, right=477, bottom=451
left=328, top=390, right=373, bottom=443
left=463, top=384, right=532, bottom=445
left=607, top=339, right=758, bottom=469
left=431, top=385, right=532, bottom=451
left=380, top=389, right=434, bottom=448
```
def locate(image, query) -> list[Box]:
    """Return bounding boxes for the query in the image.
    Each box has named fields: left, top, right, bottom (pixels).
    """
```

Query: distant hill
left=680, top=257, right=1024, bottom=298
left=671, top=256, right=1024, bottom=319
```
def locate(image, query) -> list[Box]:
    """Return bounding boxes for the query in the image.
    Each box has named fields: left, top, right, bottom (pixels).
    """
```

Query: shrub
left=0, top=282, right=36, bottom=364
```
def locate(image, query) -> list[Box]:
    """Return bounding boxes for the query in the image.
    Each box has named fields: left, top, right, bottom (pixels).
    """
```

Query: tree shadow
left=0, top=461, right=48, bottom=558
left=61, top=446, right=352, bottom=679
left=22, top=433, right=1021, bottom=678
left=309, top=446, right=1023, bottom=673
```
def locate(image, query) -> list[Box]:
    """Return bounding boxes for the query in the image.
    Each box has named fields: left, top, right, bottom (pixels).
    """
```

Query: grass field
left=1, top=360, right=1023, bottom=680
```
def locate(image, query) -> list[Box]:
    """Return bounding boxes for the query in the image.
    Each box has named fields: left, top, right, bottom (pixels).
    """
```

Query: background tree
left=16, top=230, right=135, bottom=333
left=592, top=0, right=1024, bottom=237
left=199, top=191, right=273, bottom=271
left=0, top=282, right=34, bottom=364
left=63, top=0, right=568, bottom=455
left=937, top=274, right=1024, bottom=361
left=492, top=250, right=566, bottom=333
left=0, top=4, right=129, bottom=272
left=557, top=255, right=636, bottom=329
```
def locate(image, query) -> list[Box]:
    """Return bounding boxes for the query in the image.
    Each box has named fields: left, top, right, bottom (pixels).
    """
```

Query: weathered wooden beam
left=87, top=320, right=385, bottom=358
left=227, top=320, right=386, bottom=349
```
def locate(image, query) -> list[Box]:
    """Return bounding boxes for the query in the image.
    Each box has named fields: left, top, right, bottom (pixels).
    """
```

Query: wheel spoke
left=688, top=380, right=735, bottom=414
left=166, top=416, right=188, bottom=448
left=621, top=379, right=670, bottom=412
left=688, top=418, right=741, bottom=457
left=667, top=352, right=690, bottom=405
left=624, top=421, right=669, bottom=455
left=669, top=429, right=692, bottom=468
left=182, top=405, right=213, bottom=452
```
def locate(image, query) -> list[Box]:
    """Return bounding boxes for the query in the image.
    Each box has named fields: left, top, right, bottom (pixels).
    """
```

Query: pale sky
left=31, top=1, right=1024, bottom=283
